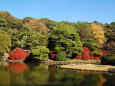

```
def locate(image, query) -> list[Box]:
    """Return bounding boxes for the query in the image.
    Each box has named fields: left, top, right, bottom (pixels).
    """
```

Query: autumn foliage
left=49, top=51, right=56, bottom=59
left=75, top=47, right=108, bottom=60
left=91, top=23, right=106, bottom=47
left=8, top=62, right=29, bottom=74
left=75, top=47, right=92, bottom=60
left=24, top=19, right=51, bottom=33
left=101, top=50, right=108, bottom=55
left=9, top=48, right=29, bottom=60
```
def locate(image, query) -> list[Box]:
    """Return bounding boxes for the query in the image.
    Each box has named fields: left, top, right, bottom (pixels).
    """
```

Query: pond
left=0, top=62, right=115, bottom=86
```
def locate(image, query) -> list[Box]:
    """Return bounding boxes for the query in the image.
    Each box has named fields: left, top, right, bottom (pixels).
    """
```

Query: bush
left=9, top=48, right=29, bottom=60
left=91, top=50, right=103, bottom=56
left=55, top=51, right=67, bottom=61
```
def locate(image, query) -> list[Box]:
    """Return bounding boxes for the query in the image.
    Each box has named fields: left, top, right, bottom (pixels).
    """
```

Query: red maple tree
left=75, top=47, right=106, bottom=60
left=9, top=48, right=29, bottom=60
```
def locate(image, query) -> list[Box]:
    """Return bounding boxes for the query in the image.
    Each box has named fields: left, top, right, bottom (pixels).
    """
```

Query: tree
left=91, top=23, right=106, bottom=47
left=91, top=50, right=103, bottom=56
left=6, top=16, right=23, bottom=29
left=0, top=30, right=11, bottom=53
left=55, top=51, right=67, bottom=61
left=104, top=23, right=115, bottom=54
left=11, top=31, right=48, bottom=50
left=101, top=54, right=115, bottom=65
left=48, top=24, right=82, bottom=58
left=9, top=48, right=29, bottom=60
left=83, top=39, right=99, bottom=51
left=24, top=19, right=50, bottom=34
left=0, top=15, right=7, bottom=27
left=23, top=17, right=33, bottom=23
left=75, top=22, right=93, bottom=41
left=48, top=23, right=77, bottom=50
left=20, top=25, right=33, bottom=32
left=40, top=18, right=58, bottom=29
left=0, top=11, right=11, bottom=18
left=111, top=22, right=115, bottom=25
left=31, top=46, right=49, bottom=60
left=0, top=11, right=23, bottom=29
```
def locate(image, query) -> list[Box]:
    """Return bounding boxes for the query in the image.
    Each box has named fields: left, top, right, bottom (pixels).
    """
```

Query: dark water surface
left=0, top=62, right=115, bottom=86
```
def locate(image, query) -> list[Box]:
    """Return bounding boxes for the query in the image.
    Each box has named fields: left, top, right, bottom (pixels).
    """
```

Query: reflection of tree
left=25, top=64, right=49, bottom=85
left=48, top=69, right=84, bottom=86
left=48, top=65, right=57, bottom=72
left=102, top=73, right=115, bottom=86
left=82, top=73, right=106, bottom=86
left=0, top=63, right=114, bottom=86
left=10, top=73, right=26, bottom=86
left=7, top=62, right=29, bottom=86
left=0, top=70, right=10, bottom=86
left=8, top=62, right=29, bottom=74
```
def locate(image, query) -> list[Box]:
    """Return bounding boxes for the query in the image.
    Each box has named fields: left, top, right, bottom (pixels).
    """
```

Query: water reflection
left=8, top=62, right=29, bottom=74
left=0, top=63, right=114, bottom=86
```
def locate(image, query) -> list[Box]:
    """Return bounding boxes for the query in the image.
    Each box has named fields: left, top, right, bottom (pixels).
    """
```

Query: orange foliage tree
left=9, top=48, right=29, bottom=60
left=24, top=19, right=51, bottom=34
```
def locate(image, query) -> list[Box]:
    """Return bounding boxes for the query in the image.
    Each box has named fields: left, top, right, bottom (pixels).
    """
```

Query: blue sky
left=0, top=0, right=115, bottom=23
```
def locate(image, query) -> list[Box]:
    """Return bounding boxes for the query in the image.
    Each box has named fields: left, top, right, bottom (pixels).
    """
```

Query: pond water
left=0, top=62, right=115, bottom=86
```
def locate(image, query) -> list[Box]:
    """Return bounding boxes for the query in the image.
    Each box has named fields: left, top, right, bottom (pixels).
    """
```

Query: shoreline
left=59, top=64, right=115, bottom=73
left=39, top=60, right=101, bottom=65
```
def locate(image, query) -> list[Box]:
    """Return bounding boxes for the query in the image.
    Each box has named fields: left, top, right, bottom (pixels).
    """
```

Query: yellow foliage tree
left=91, top=23, right=106, bottom=47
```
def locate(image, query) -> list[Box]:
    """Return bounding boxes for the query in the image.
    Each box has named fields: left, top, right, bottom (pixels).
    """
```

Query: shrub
left=9, top=48, right=29, bottom=60
left=55, top=51, right=67, bottom=61
left=49, top=51, right=56, bottom=59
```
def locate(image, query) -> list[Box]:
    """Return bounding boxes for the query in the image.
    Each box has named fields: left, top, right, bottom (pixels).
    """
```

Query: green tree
left=6, top=16, right=23, bottom=29
left=12, top=31, right=48, bottom=50
left=101, top=54, right=115, bottom=65
left=48, top=24, right=82, bottom=59
left=91, top=50, right=103, bottom=56
left=23, top=17, right=33, bottom=23
left=83, top=39, right=99, bottom=51
left=40, top=18, right=58, bottom=29
left=20, top=25, right=33, bottom=32
left=0, top=15, right=7, bottom=27
left=75, top=22, right=93, bottom=41
left=31, top=46, right=49, bottom=60
left=111, top=22, right=115, bottom=25
left=0, top=30, right=11, bottom=53
left=55, top=51, right=67, bottom=61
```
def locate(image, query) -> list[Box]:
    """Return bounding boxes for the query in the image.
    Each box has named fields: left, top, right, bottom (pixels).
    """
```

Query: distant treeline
left=0, top=11, right=114, bottom=64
